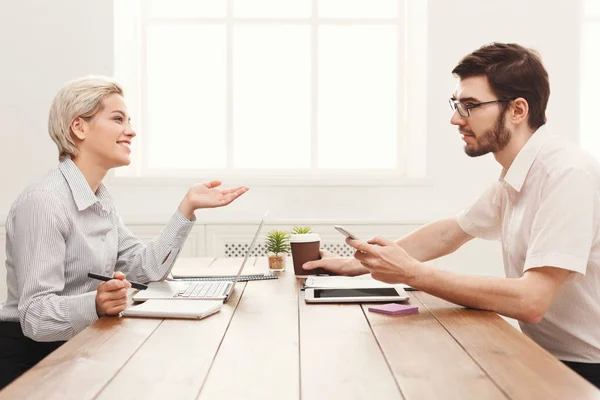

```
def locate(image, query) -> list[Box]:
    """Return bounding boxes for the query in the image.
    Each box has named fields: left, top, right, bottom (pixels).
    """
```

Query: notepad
left=171, top=257, right=269, bottom=278
left=368, top=303, right=418, bottom=315
left=171, top=273, right=278, bottom=282
left=121, top=299, right=222, bottom=319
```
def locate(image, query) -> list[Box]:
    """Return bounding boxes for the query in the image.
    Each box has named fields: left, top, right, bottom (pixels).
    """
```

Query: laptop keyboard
left=175, top=281, right=227, bottom=298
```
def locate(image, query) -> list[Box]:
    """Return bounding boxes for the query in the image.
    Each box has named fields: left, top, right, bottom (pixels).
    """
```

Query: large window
left=113, top=0, right=427, bottom=184
left=581, top=0, right=600, bottom=159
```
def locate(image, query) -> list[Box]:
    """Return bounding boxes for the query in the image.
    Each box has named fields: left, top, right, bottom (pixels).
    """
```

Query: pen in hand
left=87, top=272, right=148, bottom=291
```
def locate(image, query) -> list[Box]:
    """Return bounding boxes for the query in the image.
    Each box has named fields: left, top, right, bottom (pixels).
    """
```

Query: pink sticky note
left=368, top=303, right=418, bottom=315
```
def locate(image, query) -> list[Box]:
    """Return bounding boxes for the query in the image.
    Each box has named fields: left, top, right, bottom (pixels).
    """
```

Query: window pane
left=581, top=22, right=600, bottom=160
left=318, top=0, right=397, bottom=18
left=318, top=26, right=397, bottom=169
left=146, top=24, right=227, bottom=169
left=233, top=26, right=311, bottom=168
left=233, top=0, right=311, bottom=18
left=146, top=0, right=226, bottom=18
left=584, top=0, right=600, bottom=19
left=113, top=0, right=141, bottom=177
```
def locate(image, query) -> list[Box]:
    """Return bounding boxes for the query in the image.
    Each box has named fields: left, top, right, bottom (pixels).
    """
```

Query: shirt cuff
left=456, top=212, right=477, bottom=236
left=524, top=253, right=588, bottom=275
left=456, top=212, right=499, bottom=240
left=165, top=211, right=195, bottom=248
left=68, top=291, right=99, bottom=335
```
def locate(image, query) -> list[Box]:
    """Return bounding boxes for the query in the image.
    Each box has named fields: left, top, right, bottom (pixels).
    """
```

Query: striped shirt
left=457, top=126, right=600, bottom=362
left=0, top=158, right=194, bottom=342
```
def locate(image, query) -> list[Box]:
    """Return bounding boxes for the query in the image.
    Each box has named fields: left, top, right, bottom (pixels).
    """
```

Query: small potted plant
left=291, top=226, right=312, bottom=235
left=265, top=229, right=291, bottom=272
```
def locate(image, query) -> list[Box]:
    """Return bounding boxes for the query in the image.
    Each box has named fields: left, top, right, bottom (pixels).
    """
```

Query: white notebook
left=122, top=299, right=222, bottom=320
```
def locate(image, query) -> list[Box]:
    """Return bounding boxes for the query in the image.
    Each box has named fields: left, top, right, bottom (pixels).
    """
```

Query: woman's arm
left=115, top=180, right=248, bottom=282
left=114, top=211, right=194, bottom=282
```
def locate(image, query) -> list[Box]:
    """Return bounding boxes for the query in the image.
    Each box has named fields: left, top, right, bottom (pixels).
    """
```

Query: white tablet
left=304, top=287, right=409, bottom=303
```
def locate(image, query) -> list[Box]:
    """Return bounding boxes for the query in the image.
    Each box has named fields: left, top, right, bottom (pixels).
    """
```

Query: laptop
left=132, top=211, right=268, bottom=303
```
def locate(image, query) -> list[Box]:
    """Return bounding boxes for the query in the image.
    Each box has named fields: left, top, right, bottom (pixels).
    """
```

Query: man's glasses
left=449, top=98, right=514, bottom=118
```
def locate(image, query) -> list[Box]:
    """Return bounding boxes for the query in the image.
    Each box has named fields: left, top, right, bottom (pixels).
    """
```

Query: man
left=304, top=43, right=600, bottom=388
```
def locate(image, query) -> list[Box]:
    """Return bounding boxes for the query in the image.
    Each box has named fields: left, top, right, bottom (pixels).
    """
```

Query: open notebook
left=170, top=257, right=276, bottom=280
left=122, top=299, right=223, bottom=319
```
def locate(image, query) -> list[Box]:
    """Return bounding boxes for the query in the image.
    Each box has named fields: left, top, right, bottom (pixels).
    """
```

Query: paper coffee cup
left=290, top=233, right=329, bottom=277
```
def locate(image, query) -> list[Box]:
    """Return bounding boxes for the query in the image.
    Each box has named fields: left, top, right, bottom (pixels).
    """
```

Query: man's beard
left=464, top=111, right=511, bottom=157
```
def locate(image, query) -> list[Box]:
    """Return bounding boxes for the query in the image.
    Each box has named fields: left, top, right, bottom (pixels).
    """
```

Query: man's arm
left=304, top=217, right=473, bottom=275
left=409, top=264, right=572, bottom=324
left=396, top=217, right=474, bottom=262
left=350, top=236, right=572, bottom=324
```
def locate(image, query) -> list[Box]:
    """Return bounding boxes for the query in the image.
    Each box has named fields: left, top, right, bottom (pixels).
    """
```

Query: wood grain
left=95, top=283, right=247, bottom=400
left=415, top=292, right=600, bottom=400
left=197, top=257, right=300, bottom=399
left=362, top=293, right=507, bottom=400
left=5, top=257, right=598, bottom=400
left=0, top=317, right=161, bottom=400
left=299, top=290, right=403, bottom=399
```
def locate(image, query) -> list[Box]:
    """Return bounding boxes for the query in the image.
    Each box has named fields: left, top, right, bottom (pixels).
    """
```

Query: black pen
left=87, top=272, right=148, bottom=291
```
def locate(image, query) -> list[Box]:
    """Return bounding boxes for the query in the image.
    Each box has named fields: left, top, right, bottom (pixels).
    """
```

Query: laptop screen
left=225, top=210, right=268, bottom=301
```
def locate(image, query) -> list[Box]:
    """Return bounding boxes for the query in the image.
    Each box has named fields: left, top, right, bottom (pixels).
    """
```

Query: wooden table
left=1, top=257, right=599, bottom=400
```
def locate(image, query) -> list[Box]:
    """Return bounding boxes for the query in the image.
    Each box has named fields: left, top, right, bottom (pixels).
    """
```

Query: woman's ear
left=511, top=97, right=529, bottom=126
left=70, top=117, right=86, bottom=140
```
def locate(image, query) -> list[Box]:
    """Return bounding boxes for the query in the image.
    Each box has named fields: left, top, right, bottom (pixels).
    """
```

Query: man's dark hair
left=452, top=43, right=550, bottom=130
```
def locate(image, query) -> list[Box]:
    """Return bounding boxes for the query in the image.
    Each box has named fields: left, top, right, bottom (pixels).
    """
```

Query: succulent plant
left=265, top=230, right=291, bottom=254
left=291, top=226, right=312, bottom=235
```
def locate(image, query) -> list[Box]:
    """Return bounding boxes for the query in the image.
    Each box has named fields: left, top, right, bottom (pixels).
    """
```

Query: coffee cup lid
left=289, top=233, right=320, bottom=243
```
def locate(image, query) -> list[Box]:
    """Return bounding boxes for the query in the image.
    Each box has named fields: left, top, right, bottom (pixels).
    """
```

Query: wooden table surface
left=2, top=257, right=599, bottom=400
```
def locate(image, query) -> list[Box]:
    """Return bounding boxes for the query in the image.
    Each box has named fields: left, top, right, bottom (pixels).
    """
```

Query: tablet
left=304, top=287, right=409, bottom=303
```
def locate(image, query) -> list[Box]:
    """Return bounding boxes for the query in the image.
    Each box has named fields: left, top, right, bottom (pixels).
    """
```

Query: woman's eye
left=114, top=117, right=123, bottom=122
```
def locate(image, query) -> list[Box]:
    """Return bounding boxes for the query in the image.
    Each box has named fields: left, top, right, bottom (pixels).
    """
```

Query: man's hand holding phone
left=334, top=225, right=360, bottom=240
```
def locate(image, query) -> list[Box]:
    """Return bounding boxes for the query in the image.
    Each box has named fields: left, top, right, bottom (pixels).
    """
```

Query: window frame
left=110, top=0, right=428, bottom=187
left=580, top=1, right=600, bottom=160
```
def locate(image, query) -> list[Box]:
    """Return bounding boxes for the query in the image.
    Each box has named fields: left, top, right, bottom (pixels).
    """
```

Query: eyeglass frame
left=449, top=97, right=515, bottom=118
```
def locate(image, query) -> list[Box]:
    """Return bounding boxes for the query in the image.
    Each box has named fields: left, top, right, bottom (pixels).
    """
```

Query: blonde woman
left=0, top=76, right=249, bottom=388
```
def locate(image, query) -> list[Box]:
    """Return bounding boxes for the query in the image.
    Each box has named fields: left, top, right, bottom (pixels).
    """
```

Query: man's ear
left=70, top=117, right=86, bottom=140
left=511, top=97, right=529, bottom=126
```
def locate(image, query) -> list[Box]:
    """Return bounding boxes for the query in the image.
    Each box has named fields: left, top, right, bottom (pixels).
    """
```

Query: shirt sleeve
left=114, top=211, right=195, bottom=282
left=11, top=191, right=98, bottom=342
left=456, top=181, right=504, bottom=241
left=524, top=168, right=596, bottom=275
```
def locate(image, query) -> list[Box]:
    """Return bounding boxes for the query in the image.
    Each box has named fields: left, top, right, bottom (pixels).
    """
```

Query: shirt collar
left=500, top=126, right=550, bottom=192
left=58, top=157, right=113, bottom=212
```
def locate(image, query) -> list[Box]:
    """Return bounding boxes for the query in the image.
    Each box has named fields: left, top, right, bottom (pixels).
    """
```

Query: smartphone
left=334, top=225, right=360, bottom=240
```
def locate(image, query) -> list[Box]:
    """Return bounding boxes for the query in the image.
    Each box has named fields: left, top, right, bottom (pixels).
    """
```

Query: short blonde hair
left=48, top=76, right=124, bottom=161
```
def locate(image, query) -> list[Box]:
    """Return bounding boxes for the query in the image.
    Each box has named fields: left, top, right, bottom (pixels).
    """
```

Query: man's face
left=450, top=76, right=511, bottom=157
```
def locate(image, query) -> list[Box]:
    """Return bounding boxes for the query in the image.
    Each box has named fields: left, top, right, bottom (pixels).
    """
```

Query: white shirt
left=457, top=126, right=600, bottom=363
left=0, top=158, right=194, bottom=342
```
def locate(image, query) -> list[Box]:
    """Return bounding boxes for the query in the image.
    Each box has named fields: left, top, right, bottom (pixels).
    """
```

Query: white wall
left=0, top=0, right=582, bottom=301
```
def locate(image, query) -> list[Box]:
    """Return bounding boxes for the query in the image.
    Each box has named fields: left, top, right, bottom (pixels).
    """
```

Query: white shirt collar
left=59, top=157, right=113, bottom=211
left=500, top=126, right=551, bottom=192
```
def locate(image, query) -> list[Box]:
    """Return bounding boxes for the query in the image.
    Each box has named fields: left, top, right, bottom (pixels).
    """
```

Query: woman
left=0, top=76, right=248, bottom=388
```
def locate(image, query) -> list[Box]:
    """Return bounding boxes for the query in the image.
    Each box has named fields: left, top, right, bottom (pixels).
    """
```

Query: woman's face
left=74, top=93, right=136, bottom=170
